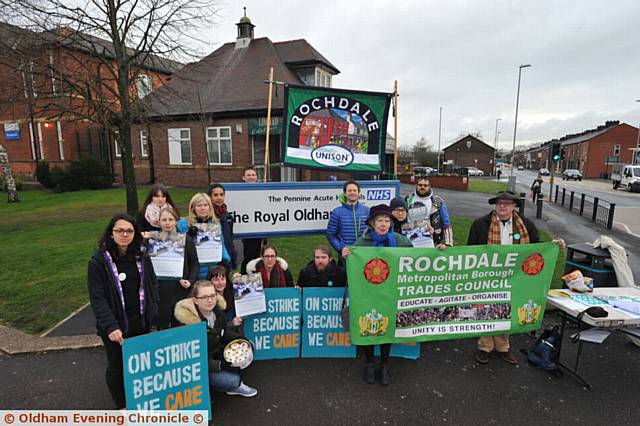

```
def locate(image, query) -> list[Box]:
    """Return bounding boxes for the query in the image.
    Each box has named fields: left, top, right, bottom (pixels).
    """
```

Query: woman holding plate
left=174, top=280, right=257, bottom=397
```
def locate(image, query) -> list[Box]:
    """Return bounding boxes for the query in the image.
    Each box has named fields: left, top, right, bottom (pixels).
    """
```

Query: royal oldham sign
left=346, top=244, right=559, bottom=345
left=282, top=85, right=392, bottom=172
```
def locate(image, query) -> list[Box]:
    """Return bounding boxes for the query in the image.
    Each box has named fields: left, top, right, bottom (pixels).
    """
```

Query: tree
left=412, top=137, right=437, bottom=167
left=0, top=0, right=218, bottom=215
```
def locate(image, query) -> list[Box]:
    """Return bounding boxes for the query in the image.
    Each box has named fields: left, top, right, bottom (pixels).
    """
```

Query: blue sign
left=122, top=323, right=211, bottom=419
left=301, top=287, right=356, bottom=358
left=4, top=122, right=20, bottom=140
left=243, top=288, right=302, bottom=360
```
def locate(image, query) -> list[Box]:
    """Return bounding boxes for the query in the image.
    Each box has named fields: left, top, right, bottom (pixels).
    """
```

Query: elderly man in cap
left=468, top=191, right=564, bottom=365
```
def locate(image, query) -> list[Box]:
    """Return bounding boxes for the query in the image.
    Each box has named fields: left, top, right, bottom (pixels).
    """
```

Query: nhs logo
left=366, top=190, right=391, bottom=201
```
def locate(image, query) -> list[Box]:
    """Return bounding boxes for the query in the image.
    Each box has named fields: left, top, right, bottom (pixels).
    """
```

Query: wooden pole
left=393, top=80, right=398, bottom=177
left=264, top=67, right=274, bottom=183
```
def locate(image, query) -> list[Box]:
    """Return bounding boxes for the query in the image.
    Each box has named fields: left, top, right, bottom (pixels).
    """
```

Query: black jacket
left=87, top=250, right=159, bottom=337
left=136, top=211, right=160, bottom=233
left=467, top=212, right=540, bottom=245
left=297, top=259, right=347, bottom=287
left=217, top=211, right=238, bottom=270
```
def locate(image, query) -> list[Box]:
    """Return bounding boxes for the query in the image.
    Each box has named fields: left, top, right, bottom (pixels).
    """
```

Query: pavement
left=2, top=180, right=640, bottom=424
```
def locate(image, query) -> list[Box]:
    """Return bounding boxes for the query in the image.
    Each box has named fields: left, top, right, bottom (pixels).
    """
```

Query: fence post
left=569, top=191, right=575, bottom=211
left=554, top=185, right=559, bottom=203
left=536, top=196, right=543, bottom=219
left=579, top=194, right=586, bottom=216
left=607, top=203, right=616, bottom=230
left=592, top=197, right=599, bottom=222
left=561, top=188, right=566, bottom=206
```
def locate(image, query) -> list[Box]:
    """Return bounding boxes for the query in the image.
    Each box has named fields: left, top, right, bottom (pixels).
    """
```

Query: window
left=136, top=74, right=153, bottom=99
left=206, top=126, right=232, bottom=164
left=140, top=130, right=148, bottom=158
left=613, top=144, right=621, bottom=156
left=167, top=128, right=192, bottom=164
left=326, top=75, right=331, bottom=88
left=113, top=131, right=121, bottom=158
left=316, top=69, right=321, bottom=86
left=251, top=136, right=266, bottom=181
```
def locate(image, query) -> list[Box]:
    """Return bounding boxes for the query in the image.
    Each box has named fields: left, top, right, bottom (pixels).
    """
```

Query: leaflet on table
left=193, top=223, right=222, bottom=263
left=401, top=205, right=435, bottom=248
left=233, top=273, right=267, bottom=317
left=147, top=231, right=186, bottom=279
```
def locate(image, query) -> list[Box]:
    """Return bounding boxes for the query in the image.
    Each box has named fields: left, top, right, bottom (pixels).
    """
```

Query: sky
left=200, top=0, right=640, bottom=150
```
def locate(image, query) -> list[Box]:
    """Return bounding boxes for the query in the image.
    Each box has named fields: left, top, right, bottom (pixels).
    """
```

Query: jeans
left=209, top=370, right=241, bottom=392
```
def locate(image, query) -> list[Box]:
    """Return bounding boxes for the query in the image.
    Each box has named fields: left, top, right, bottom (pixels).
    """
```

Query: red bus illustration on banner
left=299, top=109, right=368, bottom=153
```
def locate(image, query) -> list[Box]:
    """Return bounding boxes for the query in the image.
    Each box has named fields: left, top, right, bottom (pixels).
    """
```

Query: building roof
left=558, top=121, right=620, bottom=147
left=274, top=39, right=340, bottom=74
left=142, top=37, right=337, bottom=118
left=442, top=134, right=495, bottom=152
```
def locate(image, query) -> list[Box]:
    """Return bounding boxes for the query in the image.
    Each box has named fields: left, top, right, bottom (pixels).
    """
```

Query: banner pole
left=393, top=80, right=399, bottom=177
left=264, top=66, right=274, bottom=182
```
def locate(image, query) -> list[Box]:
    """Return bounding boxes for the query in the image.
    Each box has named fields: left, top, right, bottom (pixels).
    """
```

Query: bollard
left=569, top=191, right=574, bottom=211
left=536, top=195, right=543, bottom=219
left=519, top=192, right=526, bottom=217
left=592, top=197, right=599, bottom=222
left=561, top=188, right=566, bottom=206
left=607, top=203, right=616, bottom=229
left=579, top=194, right=586, bottom=216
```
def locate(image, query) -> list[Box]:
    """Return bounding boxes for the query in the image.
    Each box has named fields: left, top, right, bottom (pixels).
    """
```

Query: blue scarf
left=369, top=230, right=397, bottom=247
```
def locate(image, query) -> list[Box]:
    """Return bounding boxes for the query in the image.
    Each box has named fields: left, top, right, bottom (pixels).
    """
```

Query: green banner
left=346, top=243, right=559, bottom=345
left=282, top=85, right=391, bottom=172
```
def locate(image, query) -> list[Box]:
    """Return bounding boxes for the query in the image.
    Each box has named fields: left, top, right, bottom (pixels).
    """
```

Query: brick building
left=0, top=22, right=180, bottom=176
left=442, top=134, right=495, bottom=176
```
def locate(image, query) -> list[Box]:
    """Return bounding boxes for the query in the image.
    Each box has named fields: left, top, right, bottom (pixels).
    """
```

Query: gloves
left=187, top=226, right=198, bottom=237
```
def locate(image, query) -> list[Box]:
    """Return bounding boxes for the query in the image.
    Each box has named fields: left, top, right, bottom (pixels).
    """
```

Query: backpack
left=527, top=326, right=562, bottom=373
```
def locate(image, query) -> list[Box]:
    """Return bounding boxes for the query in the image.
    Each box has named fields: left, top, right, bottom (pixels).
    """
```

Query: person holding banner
left=298, top=245, right=347, bottom=287
left=87, top=214, right=159, bottom=409
left=147, top=208, right=199, bottom=329
left=468, top=191, right=564, bottom=365
left=405, top=177, right=453, bottom=249
left=177, top=193, right=231, bottom=279
left=344, top=204, right=412, bottom=385
left=136, top=184, right=178, bottom=232
left=209, top=183, right=238, bottom=270
left=246, top=244, right=294, bottom=288
left=174, top=280, right=258, bottom=397
left=326, top=180, right=370, bottom=266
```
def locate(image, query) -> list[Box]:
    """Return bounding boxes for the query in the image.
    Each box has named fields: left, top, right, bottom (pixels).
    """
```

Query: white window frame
left=136, top=74, right=153, bottom=99
left=140, top=129, right=149, bottom=158
left=112, top=131, right=121, bottom=158
left=613, top=144, right=621, bottom=156
left=167, top=128, right=192, bottom=165
left=206, top=126, right=233, bottom=165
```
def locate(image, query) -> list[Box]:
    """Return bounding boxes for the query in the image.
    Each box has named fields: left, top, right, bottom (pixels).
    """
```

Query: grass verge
left=468, top=179, right=508, bottom=194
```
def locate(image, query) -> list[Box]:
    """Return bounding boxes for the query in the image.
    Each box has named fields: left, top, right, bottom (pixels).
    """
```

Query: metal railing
left=553, top=185, right=616, bottom=229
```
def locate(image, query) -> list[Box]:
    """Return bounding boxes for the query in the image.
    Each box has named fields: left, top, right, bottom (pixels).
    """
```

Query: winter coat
left=467, top=212, right=540, bottom=246
left=177, top=217, right=231, bottom=278
left=354, top=230, right=413, bottom=247
left=218, top=210, right=238, bottom=270
left=406, top=192, right=453, bottom=246
left=87, top=250, right=159, bottom=337
left=297, top=259, right=347, bottom=287
left=326, top=194, right=370, bottom=252
left=174, top=297, right=241, bottom=373
left=246, top=257, right=294, bottom=288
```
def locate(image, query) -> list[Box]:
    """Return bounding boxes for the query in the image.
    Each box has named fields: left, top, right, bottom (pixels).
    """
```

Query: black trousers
left=158, top=279, right=184, bottom=329
left=241, top=238, right=265, bottom=274
left=362, top=344, right=391, bottom=364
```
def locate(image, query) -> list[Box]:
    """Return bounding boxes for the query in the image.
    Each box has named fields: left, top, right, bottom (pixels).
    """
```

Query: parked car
left=517, top=165, right=524, bottom=171
left=413, top=166, right=434, bottom=176
left=562, top=169, right=582, bottom=181
left=539, top=168, right=550, bottom=176
left=611, top=164, right=640, bottom=192
left=467, top=167, right=484, bottom=176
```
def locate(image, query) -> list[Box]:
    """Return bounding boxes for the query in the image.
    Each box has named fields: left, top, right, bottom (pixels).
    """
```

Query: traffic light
left=551, top=144, right=562, bottom=161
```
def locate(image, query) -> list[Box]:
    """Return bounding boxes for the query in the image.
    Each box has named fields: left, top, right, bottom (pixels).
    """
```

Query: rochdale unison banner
left=282, top=85, right=392, bottom=172
left=347, top=243, right=559, bottom=345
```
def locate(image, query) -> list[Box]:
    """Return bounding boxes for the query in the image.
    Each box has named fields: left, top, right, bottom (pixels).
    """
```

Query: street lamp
left=511, top=64, right=531, bottom=175
left=493, top=118, right=501, bottom=175
left=635, top=99, right=640, bottom=165
left=437, top=106, right=443, bottom=172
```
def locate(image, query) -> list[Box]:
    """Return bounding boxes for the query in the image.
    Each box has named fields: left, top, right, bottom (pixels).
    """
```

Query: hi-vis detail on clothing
left=346, top=244, right=559, bottom=345
left=282, top=85, right=392, bottom=172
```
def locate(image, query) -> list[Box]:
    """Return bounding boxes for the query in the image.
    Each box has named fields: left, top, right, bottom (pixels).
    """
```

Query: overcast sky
left=203, top=0, right=640, bottom=150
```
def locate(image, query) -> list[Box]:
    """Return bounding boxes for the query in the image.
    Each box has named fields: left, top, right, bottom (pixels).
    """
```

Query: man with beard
left=405, top=176, right=453, bottom=249
left=297, top=245, right=347, bottom=287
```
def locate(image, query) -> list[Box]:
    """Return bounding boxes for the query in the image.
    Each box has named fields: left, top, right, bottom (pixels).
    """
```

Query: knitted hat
left=389, top=197, right=408, bottom=211
left=366, top=204, right=393, bottom=226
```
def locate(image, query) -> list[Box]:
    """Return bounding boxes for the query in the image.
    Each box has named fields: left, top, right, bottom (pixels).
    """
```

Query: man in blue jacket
left=326, top=180, right=370, bottom=265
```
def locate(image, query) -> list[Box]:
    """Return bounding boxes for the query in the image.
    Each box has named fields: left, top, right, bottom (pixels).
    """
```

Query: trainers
left=475, top=350, right=490, bottom=364
left=498, top=350, right=518, bottom=365
left=379, top=364, right=391, bottom=386
left=226, top=382, right=258, bottom=397
left=363, top=362, right=376, bottom=384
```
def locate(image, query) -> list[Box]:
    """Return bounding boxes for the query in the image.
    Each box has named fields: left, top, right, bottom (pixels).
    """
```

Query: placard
left=147, top=232, right=186, bottom=279
left=193, top=223, right=222, bottom=263
left=233, top=273, right=267, bottom=317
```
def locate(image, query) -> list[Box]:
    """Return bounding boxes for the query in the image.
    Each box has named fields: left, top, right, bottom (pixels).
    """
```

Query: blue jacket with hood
left=326, top=193, right=370, bottom=252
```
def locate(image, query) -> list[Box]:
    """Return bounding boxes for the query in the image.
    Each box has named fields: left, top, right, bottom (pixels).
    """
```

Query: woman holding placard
left=136, top=184, right=178, bottom=232
left=146, top=207, right=199, bottom=329
left=209, top=183, right=238, bottom=270
left=207, top=265, right=242, bottom=327
left=343, top=204, right=412, bottom=386
left=177, top=193, right=231, bottom=279
left=87, top=214, right=159, bottom=409
left=174, top=280, right=257, bottom=397
left=246, top=244, right=294, bottom=288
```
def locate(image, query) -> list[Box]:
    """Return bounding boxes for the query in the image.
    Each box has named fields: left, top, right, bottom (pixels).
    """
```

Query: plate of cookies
left=223, top=339, right=254, bottom=369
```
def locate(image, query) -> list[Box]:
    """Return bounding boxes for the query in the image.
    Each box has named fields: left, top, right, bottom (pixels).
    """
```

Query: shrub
left=36, top=161, right=55, bottom=188
left=55, top=158, right=113, bottom=192
left=1, top=174, right=23, bottom=191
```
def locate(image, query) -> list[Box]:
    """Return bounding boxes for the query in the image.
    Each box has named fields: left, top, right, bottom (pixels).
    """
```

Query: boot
left=363, top=362, right=376, bottom=384
left=379, top=363, right=391, bottom=386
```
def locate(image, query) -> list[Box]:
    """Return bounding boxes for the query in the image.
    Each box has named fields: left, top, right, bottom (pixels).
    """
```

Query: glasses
left=195, top=295, right=216, bottom=301
left=262, top=254, right=276, bottom=258
left=113, top=228, right=135, bottom=235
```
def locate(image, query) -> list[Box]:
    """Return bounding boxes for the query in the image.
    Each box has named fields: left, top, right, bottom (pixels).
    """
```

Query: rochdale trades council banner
left=282, top=84, right=392, bottom=172
left=347, top=243, right=559, bottom=345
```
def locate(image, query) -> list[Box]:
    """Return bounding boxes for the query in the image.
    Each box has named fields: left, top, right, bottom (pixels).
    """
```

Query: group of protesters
left=87, top=168, right=565, bottom=408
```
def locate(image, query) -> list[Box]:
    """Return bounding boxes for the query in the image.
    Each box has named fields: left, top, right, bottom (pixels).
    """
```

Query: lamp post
left=635, top=99, right=640, bottom=165
left=493, top=118, right=501, bottom=175
left=511, top=64, right=531, bottom=175
left=437, top=106, right=443, bottom=172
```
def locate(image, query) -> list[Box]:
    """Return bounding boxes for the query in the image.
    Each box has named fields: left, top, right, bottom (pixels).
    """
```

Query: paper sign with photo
left=233, top=273, right=267, bottom=317
left=147, top=232, right=186, bottom=279
left=401, top=205, right=434, bottom=248
left=193, top=223, right=222, bottom=263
